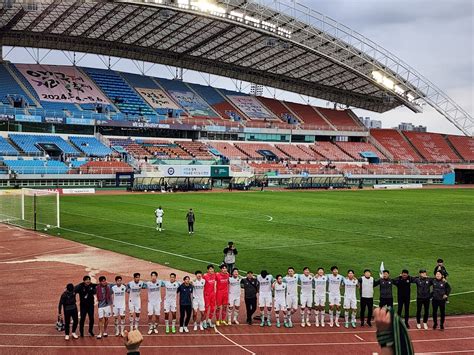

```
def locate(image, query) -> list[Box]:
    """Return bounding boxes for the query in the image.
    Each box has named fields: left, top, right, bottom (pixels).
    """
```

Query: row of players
left=59, top=264, right=451, bottom=340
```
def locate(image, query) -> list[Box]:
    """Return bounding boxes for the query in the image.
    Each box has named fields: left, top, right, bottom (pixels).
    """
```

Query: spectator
left=374, top=307, right=414, bottom=355
left=123, top=329, right=143, bottom=355
left=58, top=283, right=79, bottom=340
left=434, top=258, right=449, bottom=278
left=223, top=242, right=238, bottom=272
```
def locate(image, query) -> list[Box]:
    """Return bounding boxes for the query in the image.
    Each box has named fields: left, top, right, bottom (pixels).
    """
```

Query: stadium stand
left=176, top=141, right=214, bottom=160
left=415, top=164, right=453, bottom=175
left=336, top=142, right=386, bottom=161
left=235, top=143, right=288, bottom=160
left=78, top=161, right=133, bottom=174
left=315, top=107, right=363, bottom=131
left=311, top=141, right=353, bottom=161
left=0, top=64, right=35, bottom=107
left=82, top=67, right=156, bottom=117
left=370, top=129, right=422, bottom=162
left=3, top=159, right=68, bottom=174
left=69, top=136, right=113, bottom=157
left=208, top=142, right=249, bottom=160
left=9, top=134, right=79, bottom=155
left=248, top=162, right=289, bottom=174
left=283, top=102, right=332, bottom=129
left=257, top=96, right=299, bottom=124
left=187, top=83, right=244, bottom=121
left=0, top=136, right=19, bottom=156
left=446, top=135, right=474, bottom=161
left=403, top=131, right=461, bottom=162
left=275, top=144, right=316, bottom=161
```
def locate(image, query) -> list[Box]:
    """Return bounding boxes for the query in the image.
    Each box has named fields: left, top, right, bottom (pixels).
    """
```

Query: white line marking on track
left=354, top=334, right=364, bottom=341
left=215, top=328, right=256, bottom=355
left=417, top=351, right=474, bottom=354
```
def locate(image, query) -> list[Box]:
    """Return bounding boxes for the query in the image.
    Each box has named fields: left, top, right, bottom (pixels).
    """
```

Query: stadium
left=0, top=0, right=473, bottom=353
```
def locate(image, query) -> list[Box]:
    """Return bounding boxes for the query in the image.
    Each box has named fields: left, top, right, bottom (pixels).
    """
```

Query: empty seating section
left=79, top=161, right=133, bottom=174
left=9, top=134, right=79, bottom=155
left=69, top=136, right=113, bottom=157
left=311, top=142, right=352, bottom=161
left=257, top=97, right=296, bottom=123
left=143, top=142, right=192, bottom=159
left=82, top=68, right=156, bottom=117
left=371, top=129, right=421, bottom=162
left=0, top=137, right=19, bottom=155
left=316, top=108, right=361, bottom=131
left=176, top=141, right=214, bottom=159
left=3, top=159, right=68, bottom=174
left=403, top=132, right=460, bottom=162
left=209, top=142, right=249, bottom=159
left=188, top=84, right=242, bottom=121
left=336, top=142, right=385, bottom=160
left=297, top=145, right=325, bottom=160
left=249, top=162, right=289, bottom=174
left=275, top=144, right=315, bottom=161
left=284, top=102, right=331, bottom=129
left=0, top=64, right=35, bottom=106
left=415, top=164, right=452, bottom=175
left=235, top=143, right=288, bottom=160
left=447, top=135, right=474, bottom=161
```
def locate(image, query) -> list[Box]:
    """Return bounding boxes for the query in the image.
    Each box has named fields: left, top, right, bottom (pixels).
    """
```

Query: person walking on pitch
left=155, top=206, right=164, bottom=231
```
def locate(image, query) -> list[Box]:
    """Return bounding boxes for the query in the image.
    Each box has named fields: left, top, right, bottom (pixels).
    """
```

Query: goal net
left=0, top=188, right=60, bottom=231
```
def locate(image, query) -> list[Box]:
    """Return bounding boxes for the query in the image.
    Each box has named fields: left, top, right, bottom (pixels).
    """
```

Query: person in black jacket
left=240, top=271, right=259, bottom=325
left=177, top=276, right=194, bottom=333
left=432, top=271, right=451, bottom=330
left=393, top=269, right=413, bottom=328
left=411, top=269, right=433, bottom=330
left=374, top=270, right=394, bottom=308
left=58, top=283, right=79, bottom=340
left=223, top=242, right=238, bottom=272
left=74, top=275, right=97, bottom=337
left=434, top=258, right=449, bottom=278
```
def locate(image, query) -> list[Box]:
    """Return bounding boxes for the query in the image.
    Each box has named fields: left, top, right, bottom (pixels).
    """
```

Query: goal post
left=0, top=188, right=60, bottom=231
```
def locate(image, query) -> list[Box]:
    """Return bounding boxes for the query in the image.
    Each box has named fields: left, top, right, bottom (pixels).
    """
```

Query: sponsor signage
left=15, top=114, right=43, bottom=123
left=211, top=166, right=229, bottom=178
left=0, top=114, right=14, bottom=121
left=61, top=188, right=96, bottom=194
left=45, top=116, right=65, bottom=124
left=66, top=117, right=95, bottom=125
left=162, top=165, right=211, bottom=177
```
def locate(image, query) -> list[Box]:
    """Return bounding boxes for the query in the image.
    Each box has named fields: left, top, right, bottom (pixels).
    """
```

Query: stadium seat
left=275, top=144, right=318, bottom=161
left=335, top=142, right=386, bottom=161
left=0, top=136, right=19, bottom=156
left=3, top=159, right=68, bottom=174
left=446, top=135, right=474, bottom=161
left=69, top=136, right=113, bottom=157
left=235, top=143, right=288, bottom=160
left=310, top=142, right=353, bottom=161
left=78, top=161, right=133, bottom=174
left=208, top=142, right=250, bottom=160
left=9, top=134, right=80, bottom=156
left=283, top=102, right=332, bottom=130
left=0, top=64, right=36, bottom=107
left=403, top=131, right=461, bottom=162
left=315, top=107, right=363, bottom=131
left=370, top=129, right=422, bottom=162
left=176, top=141, right=214, bottom=160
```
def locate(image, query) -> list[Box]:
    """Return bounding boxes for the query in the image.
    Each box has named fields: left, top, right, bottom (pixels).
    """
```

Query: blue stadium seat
left=69, top=136, right=113, bottom=157
left=9, top=134, right=80, bottom=155
left=82, top=67, right=156, bottom=117
left=0, top=136, right=19, bottom=156
left=3, top=159, right=69, bottom=174
left=0, top=64, right=36, bottom=107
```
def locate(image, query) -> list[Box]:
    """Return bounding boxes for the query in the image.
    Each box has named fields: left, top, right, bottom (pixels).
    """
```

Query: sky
left=5, top=0, right=473, bottom=134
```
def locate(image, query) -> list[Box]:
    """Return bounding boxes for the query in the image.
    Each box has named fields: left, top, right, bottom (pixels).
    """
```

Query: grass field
left=55, top=188, right=473, bottom=315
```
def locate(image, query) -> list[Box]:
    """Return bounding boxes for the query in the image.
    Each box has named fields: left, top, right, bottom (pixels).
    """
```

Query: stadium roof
left=0, top=0, right=472, bottom=135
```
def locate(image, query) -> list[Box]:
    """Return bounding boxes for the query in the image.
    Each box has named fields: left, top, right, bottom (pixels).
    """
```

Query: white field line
left=354, top=334, right=365, bottom=341
left=215, top=328, right=256, bottom=355
left=1, top=337, right=473, bottom=349
left=265, top=215, right=273, bottom=222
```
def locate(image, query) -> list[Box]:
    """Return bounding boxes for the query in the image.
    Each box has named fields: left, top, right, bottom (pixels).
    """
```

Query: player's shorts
left=343, top=297, right=357, bottom=309
left=129, top=300, right=141, bottom=314
left=98, top=306, right=112, bottom=319
left=328, top=293, right=341, bottom=306
left=300, top=293, right=313, bottom=308
left=113, top=306, right=126, bottom=317
left=286, top=294, right=298, bottom=310
left=193, top=297, right=205, bottom=312
left=314, top=293, right=326, bottom=307
left=216, top=291, right=229, bottom=306
left=156, top=217, right=162, bottom=224
left=228, top=294, right=241, bottom=307
left=205, top=293, right=216, bottom=314
left=259, top=293, right=272, bottom=308
left=164, top=298, right=177, bottom=313
left=148, top=302, right=161, bottom=316
left=274, top=299, right=287, bottom=311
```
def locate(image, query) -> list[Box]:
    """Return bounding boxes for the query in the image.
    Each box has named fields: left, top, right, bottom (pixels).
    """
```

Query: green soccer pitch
left=57, top=188, right=473, bottom=315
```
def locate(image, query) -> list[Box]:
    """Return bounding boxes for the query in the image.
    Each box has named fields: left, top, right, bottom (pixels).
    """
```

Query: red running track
left=0, top=224, right=473, bottom=355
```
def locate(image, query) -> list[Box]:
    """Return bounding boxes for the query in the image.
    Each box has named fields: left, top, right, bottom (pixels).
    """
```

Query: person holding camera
left=223, top=241, right=238, bottom=272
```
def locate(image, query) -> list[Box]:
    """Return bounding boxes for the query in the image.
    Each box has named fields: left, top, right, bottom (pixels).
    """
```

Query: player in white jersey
left=257, top=270, right=273, bottom=327
left=146, top=271, right=164, bottom=335
left=228, top=268, right=242, bottom=325
left=313, top=268, right=328, bottom=327
left=272, top=275, right=288, bottom=328
left=164, top=273, right=180, bottom=334
left=343, top=270, right=359, bottom=328
left=299, top=267, right=314, bottom=327
left=328, top=266, right=343, bottom=327
left=155, top=206, right=164, bottom=231
left=283, top=267, right=298, bottom=327
left=111, top=275, right=127, bottom=336
left=127, top=273, right=146, bottom=330
left=192, top=271, right=206, bottom=331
